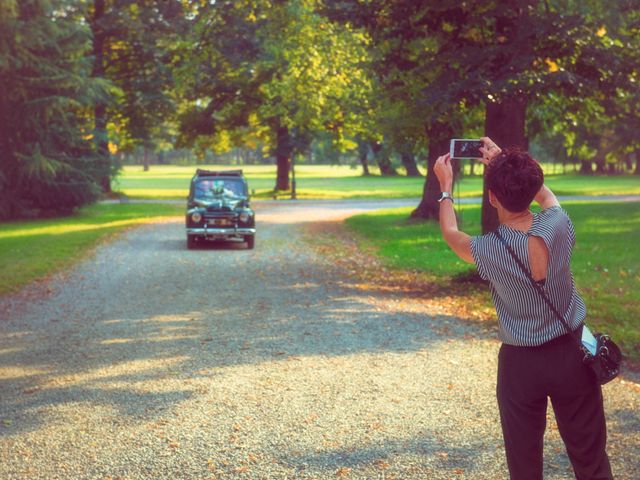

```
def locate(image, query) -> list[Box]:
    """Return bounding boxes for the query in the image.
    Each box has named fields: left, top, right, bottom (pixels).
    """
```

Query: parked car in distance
left=185, top=169, right=256, bottom=249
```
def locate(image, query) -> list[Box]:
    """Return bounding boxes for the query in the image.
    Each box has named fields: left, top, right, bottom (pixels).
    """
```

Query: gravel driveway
left=1, top=201, right=638, bottom=479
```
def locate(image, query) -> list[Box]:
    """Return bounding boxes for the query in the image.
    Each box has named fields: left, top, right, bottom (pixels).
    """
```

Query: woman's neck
left=499, top=209, right=533, bottom=231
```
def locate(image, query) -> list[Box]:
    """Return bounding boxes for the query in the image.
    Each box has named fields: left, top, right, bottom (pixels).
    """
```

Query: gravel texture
left=1, top=200, right=639, bottom=479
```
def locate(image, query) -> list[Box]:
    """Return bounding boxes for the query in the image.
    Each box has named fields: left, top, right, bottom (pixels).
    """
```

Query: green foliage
left=0, top=0, right=106, bottom=219
left=326, top=0, right=640, bottom=227
left=94, top=0, right=186, bottom=153
left=173, top=0, right=267, bottom=149
left=327, top=0, right=640, bottom=159
left=175, top=0, right=373, bottom=188
left=259, top=1, right=373, bottom=143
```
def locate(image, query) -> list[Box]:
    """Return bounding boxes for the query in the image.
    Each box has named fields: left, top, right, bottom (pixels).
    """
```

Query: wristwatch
left=438, top=191, right=453, bottom=203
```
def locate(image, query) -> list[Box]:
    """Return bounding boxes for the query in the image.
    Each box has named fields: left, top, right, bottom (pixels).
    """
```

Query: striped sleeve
left=535, top=206, right=575, bottom=249
left=470, top=236, right=489, bottom=280
left=565, top=210, right=576, bottom=247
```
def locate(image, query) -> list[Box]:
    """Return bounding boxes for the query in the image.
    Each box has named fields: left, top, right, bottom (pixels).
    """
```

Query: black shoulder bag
left=494, top=230, right=622, bottom=385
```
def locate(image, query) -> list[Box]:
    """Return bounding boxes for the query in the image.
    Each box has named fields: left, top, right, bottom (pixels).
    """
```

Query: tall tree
left=328, top=0, right=638, bottom=230
left=89, top=0, right=111, bottom=191
left=324, top=1, right=471, bottom=219
left=94, top=0, right=185, bottom=172
left=411, top=1, right=636, bottom=231
left=173, top=0, right=268, bottom=173
left=176, top=0, right=372, bottom=192
left=0, top=0, right=106, bottom=219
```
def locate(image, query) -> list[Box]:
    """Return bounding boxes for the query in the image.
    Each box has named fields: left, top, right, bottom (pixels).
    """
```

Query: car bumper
left=187, top=227, right=256, bottom=237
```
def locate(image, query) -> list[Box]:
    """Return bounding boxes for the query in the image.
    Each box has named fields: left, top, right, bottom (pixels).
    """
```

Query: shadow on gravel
left=155, top=238, right=250, bottom=251
left=0, top=274, right=492, bottom=437
left=284, top=437, right=485, bottom=477
left=610, top=407, right=640, bottom=435
left=187, top=240, right=250, bottom=251
left=0, top=218, right=521, bottom=442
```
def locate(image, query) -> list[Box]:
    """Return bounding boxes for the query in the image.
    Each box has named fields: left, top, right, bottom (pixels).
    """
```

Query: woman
left=433, top=137, right=613, bottom=479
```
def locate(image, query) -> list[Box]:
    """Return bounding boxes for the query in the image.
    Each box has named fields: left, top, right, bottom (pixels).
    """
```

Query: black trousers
left=497, top=332, right=613, bottom=480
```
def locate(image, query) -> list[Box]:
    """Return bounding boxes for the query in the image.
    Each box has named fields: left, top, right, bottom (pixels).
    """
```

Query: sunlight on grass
left=0, top=217, right=175, bottom=239
left=114, top=164, right=640, bottom=200
left=0, top=203, right=182, bottom=295
left=118, top=164, right=374, bottom=178
left=116, top=188, right=191, bottom=199
left=115, top=164, right=431, bottom=199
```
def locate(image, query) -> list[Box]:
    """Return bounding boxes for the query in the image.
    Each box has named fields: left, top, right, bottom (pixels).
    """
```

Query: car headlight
left=239, top=212, right=250, bottom=222
left=191, top=212, right=202, bottom=223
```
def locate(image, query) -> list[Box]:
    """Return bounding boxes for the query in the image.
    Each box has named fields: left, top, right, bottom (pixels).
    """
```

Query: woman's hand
left=478, top=136, right=501, bottom=165
left=434, top=153, right=453, bottom=192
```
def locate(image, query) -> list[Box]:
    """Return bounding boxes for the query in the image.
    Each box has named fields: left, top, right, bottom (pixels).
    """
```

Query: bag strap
left=494, top=230, right=584, bottom=348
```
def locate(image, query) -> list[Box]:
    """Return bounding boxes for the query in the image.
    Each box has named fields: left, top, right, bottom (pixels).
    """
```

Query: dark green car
left=185, top=169, right=256, bottom=249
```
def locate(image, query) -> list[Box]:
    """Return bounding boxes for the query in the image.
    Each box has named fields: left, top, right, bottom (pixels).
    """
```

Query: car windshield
left=194, top=178, right=245, bottom=198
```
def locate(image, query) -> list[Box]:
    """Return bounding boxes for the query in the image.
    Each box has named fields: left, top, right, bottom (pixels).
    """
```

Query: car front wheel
left=245, top=235, right=255, bottom=250
left=187, top=235, right=197, bottom=249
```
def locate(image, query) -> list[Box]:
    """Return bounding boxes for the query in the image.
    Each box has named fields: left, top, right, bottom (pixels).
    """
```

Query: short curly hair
left=485, top=149, right=544, bottom=212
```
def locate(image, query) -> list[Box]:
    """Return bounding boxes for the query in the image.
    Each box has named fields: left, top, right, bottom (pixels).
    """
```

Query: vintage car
left=185, top=169, right=256, bottom=249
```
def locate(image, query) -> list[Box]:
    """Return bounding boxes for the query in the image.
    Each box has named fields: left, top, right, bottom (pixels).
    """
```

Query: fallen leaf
left=336, top=467, right=351, bottom=477
left=373, top=459, right=390, bottom=470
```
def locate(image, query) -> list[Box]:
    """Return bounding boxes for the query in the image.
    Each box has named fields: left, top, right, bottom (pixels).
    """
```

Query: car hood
left=192, top=194, right=246, bottom=210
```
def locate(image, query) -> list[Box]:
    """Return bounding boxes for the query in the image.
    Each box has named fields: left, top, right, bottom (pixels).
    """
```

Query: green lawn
left=0, top=203, right=182, bottom=295
left=113, top=164, right=640, bottom=200
left=345, top=201, right=640, bottom=360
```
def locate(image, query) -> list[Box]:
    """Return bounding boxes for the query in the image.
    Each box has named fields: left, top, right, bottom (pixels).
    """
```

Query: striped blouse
left=470, top=206, right=586, bottom=346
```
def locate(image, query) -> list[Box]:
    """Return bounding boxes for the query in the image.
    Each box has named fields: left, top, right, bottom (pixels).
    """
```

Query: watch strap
left=438, top=192, right=453, bottom=203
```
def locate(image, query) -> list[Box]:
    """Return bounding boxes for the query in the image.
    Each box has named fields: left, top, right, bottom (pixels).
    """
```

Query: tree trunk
left=291, top=154, right=297, bottom=199
left=482, top=97, right=527, bottom=233
left=91, top=0, right=111, bottom=193
left=274, top=125, right=293, bottom=191
left=357, top=139, right=370, bottom=176
left=400, top=151, right=422, bottom=177
left=593, top=144, right=607, bottom=174
left=143, top=147, right=150, bottom=172
left=371, top=141, right=397, bottom=176
left=410, top=122, right=452, bottom=220
left=635, top=151, right=640, bottom=175
left=580, top=160, right=593, bottom=174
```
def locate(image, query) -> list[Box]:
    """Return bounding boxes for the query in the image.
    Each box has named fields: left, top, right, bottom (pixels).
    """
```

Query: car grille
left=203, top=212, right=236, bottom=226
left=207, top=205, right=232, bottom=212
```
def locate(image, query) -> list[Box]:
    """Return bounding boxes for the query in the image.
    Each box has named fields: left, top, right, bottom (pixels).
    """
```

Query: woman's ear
left=488, top=190, right=499, bottom=209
